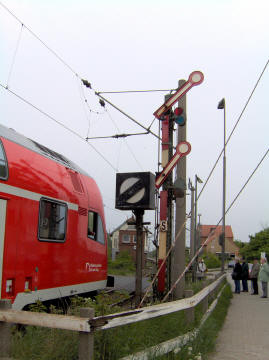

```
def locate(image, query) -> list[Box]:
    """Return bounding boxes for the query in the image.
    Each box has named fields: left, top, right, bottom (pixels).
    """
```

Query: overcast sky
left=1, top=0, right=268, bottom=245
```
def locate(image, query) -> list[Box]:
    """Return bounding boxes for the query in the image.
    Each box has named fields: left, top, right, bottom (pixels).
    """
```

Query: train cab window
left=0, top=140, right=8, bottom=180
left=88, top=211, right=105, bottom=245
left=38, top=199, right=67, bottom=242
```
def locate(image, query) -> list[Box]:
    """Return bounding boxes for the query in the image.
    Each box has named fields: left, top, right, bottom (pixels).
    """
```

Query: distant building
left=199, top=225, right=239, bottom=258
left=110, top=217, right=151, bottom=266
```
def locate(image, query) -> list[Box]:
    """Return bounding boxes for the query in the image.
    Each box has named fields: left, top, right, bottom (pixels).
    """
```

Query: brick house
left=200, top=225, right=239, bottom=258
left=110, top=217, right=150, bottom=266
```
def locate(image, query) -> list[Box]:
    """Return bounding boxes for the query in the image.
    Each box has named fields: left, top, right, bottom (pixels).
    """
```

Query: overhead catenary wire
left=95, top=93, right=161, bottom=141
left=105, top=109, right=144, bottom=171
left=97, top=88, right=178, bottom=94
left=197, top=59, right=269, bottom=202
left=0, top=1, right=81, bottom=79
left=86, top=131, right=150, bottom=140
left=1, top=1, right=163, bottom=144
left=6, top=22, right=24, bottom=88
left=0, top=83, right=118, bottom=172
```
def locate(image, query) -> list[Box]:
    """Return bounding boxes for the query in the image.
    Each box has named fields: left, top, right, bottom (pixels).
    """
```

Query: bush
left=202, top=253, right=221, bottom=269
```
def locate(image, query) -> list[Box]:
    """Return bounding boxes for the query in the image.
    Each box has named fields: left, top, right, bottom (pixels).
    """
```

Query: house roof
left=110, top=217, right=134, bottom=236
left=110, top=216, right=152, bottom=236
left=200, top=225, right=233, bottom=238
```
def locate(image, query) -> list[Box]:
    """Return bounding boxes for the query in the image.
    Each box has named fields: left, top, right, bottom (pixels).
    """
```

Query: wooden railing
left=0, top=274, right=226, bottom=360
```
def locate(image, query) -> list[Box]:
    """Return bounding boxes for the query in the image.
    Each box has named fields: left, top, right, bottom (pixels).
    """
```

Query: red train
left=0, top=124, right=109, bottom=309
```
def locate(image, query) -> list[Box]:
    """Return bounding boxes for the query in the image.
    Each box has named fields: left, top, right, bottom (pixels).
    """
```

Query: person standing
left=232, top=258, right=242, bottom=294
left=241, top=258, right=249, bottom=292
left=250, top=258, right=260, bottom=295
left=258, top=258, right=269, bottom=298
left=197, top=258, right=207, bottom=280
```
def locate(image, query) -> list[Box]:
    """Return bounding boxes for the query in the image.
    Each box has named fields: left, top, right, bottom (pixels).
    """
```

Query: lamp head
left=218, top=98, right=225, bottom=109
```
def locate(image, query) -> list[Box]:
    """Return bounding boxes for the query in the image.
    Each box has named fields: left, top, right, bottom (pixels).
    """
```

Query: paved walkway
left=210, top=275, right=269, bottom=360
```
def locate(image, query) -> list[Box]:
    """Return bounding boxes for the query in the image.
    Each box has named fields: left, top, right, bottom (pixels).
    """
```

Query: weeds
left=11, top=283, right=231, bottom=360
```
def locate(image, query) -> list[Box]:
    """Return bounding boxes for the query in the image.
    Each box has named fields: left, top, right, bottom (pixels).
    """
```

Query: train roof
left=0, top=123, right=90, bottom=177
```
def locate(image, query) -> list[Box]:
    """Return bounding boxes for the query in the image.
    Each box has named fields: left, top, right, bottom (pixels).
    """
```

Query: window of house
left=38, top=199, right=67, bottom=242
left=88, top=211, right=105, bottom=245
left=122, top=234, right=130, bottom=243
left=133, top=235, right=137, bottom=243
left=0, top=140, right=8, bottom=180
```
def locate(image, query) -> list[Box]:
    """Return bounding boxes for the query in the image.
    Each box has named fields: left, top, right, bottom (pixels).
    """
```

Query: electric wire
left=105, top=109, right=144, bottom=171
left=225, top=147, right=269, bottom=215
left=197, top=59, right=269, bottom=202
left=97, top=88, right=177, bottom=94
left=6, top=22, right=23, bottom=88
left=96, top=93, right=161, bottom=140
left=0, top=83, right=118, bottom=172
left=86, top=131, right=150, bottom=140
left=139, top=146, right=269, bottom=307
left=162, top=147, right=269, bottom=303
left=1, top=1, right=164, bottom=143
left=0, top=1, right=81, bottom=79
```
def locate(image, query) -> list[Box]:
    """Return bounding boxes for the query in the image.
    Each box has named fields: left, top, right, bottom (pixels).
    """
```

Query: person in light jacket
left=258, top=258, right=269, bottom=298
left=250, top=258, right=260, bottom=295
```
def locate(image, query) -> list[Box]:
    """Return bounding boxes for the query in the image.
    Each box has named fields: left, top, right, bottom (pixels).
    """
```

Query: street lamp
left=218, top=98, right=226, bottom=272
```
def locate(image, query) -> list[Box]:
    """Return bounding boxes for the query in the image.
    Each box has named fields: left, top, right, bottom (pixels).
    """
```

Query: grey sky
left=1, top=0, right=268, bottom=244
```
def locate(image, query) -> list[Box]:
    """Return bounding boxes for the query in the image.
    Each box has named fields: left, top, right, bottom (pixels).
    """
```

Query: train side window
left=88, top=211, right=105, bottom=245
left=0, top=140, right=8, bottom=180
left=38, top=199, right=67, bottom=242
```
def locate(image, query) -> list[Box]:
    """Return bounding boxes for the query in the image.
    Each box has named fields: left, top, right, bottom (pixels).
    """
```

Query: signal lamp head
left=174, top=107, right=183, bottom=116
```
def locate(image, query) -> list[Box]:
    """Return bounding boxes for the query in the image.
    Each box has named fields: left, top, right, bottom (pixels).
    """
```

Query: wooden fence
left=0, top=273, right=226, bottom=360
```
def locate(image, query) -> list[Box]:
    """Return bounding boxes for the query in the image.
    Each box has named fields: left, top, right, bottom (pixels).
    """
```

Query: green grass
left=153, top=283, right=232, bottom=359
left=108, top=250, right=135, bottom=275
left=11, top=283, right=231, bottom=360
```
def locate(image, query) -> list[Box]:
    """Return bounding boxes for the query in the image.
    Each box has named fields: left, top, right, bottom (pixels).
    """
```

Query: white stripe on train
left=0, top=182, right=78, bottom=211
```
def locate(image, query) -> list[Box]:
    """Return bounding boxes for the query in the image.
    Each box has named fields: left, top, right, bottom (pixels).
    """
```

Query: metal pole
left=194, top=175, right=198, bottom=254
left=222, top=102, right=226, bottom=272
left=135, top=209, right=144, bottom=306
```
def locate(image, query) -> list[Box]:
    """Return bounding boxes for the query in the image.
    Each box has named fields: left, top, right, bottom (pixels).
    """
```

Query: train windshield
left=0, top=140, right=8, bottom=180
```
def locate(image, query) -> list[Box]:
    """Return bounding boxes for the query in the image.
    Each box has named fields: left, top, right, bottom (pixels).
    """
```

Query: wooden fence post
left=201, top=294, right=208, bottom=314
left=79, top=308, right=95, bottom=360
left=0, top=299, right=12, bottom=358
left=184, top=289, right=194, bottom=325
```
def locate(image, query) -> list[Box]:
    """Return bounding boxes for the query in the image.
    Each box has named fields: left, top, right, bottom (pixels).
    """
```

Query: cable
left=0, top=83, right=118, bottom=172
left=6, top=23, right=24, bottom=88
left=96, top=93, right=161, bottom=141
left=162, top=147, right=269, bottom=303
left=197, top=59, right=269, bottom=202
left=105, top=109, right=144, bottom=171
left=0, top=1, right=81, bottom=79
left=86, top=131, right=150, bottom=140
left=97, top=88, right=178, bottom=94
left=139, top=147, right=269, bottom=307
left=225, top=147, right=269, bottom=215
left=1, top=1, right=166, bottom=143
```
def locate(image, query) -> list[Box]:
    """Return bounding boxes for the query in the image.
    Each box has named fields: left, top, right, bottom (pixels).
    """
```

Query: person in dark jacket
left=232, top=258, right=242, bottom=294
left=250, top=258, right=260, bottom=295
left=241, top=258, right=249, bottom=292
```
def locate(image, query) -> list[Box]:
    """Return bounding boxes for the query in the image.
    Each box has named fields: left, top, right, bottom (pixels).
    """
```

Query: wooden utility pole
left=172, top=79, right=187, bottom=299
left=135, top=209, right=144, bottom=307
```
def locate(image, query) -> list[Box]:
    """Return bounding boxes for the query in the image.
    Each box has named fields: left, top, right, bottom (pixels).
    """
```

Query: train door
left=0, top=199, right=7, bottom=298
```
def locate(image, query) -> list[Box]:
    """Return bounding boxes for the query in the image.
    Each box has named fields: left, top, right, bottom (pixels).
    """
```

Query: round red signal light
left=174, top=107, right=183, bottom=116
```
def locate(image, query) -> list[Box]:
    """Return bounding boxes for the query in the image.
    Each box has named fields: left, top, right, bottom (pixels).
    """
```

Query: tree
left=239, top=228, right=269, bottom=260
